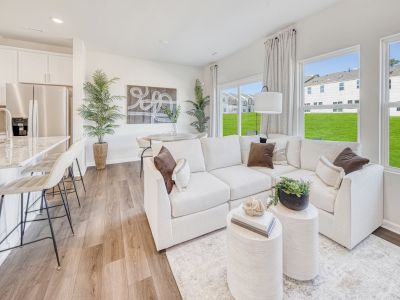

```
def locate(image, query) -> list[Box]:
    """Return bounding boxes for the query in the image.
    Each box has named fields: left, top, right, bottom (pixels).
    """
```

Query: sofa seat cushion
left=210, top=165, right=272, bottom=200
left=277, top=170, right=337, bottom=213
left=251, top=164, right=297, bottom=182
left=169, top=172, right=230, bottom=218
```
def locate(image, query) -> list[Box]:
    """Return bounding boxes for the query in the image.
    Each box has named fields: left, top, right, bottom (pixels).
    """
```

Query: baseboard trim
left=382, top=219, right=400, bottom=235
left=86, top=156, right=140, bottom=167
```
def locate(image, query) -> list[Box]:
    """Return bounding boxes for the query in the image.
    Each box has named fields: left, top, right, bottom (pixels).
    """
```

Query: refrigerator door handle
left=28, top=100, right=38, bottom=137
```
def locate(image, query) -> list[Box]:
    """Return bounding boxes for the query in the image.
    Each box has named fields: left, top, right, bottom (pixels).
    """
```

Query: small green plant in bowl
left=270, top=177, right=311, bottom=211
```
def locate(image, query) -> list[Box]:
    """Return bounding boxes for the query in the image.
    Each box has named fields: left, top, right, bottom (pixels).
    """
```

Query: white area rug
left=166, top=230, right=400, bottom=299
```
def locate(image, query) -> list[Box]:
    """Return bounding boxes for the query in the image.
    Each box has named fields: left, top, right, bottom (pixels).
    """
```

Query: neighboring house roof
left=304, top=69, right=359, bottom=87
left=304, top=64, right=400, bottom=87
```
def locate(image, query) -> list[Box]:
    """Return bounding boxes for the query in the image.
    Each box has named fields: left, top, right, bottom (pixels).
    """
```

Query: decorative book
left=231, top=208, right=276, bottom=238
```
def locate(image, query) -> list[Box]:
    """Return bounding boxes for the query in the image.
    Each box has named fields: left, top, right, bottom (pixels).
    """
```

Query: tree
left=78, top=70, right=124, bottom=143
left=390, top=58, right=400, bottom=67
left=186, top=79, right=210, bottom=133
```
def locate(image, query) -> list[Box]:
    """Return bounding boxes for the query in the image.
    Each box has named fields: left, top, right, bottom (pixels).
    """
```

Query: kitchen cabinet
left=18, top=51, right=48, bottom=84
left=0, top=48, right=18, bottom=106
left=48, top=54, right=72, bottom=85
left=18, top=50, right=72, bottom=86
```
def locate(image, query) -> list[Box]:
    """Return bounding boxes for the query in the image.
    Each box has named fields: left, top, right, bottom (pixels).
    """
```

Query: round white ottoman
left=226, top=207, right=283, bottom=300
left=270, top=202, right=319, bottom=281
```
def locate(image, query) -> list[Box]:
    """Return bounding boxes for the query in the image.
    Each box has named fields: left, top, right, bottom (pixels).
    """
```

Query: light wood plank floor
left=0, top=162, right=181, bottom=300
left=0, top=161, right=399, bottom=300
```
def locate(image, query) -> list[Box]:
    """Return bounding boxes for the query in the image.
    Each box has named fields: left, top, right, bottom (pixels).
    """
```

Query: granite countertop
left=0, top=136, right=70, bottom=169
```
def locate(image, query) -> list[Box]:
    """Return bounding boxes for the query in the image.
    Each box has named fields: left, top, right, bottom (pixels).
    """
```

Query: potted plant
left=161, top=104, right=181, bottom=135
left=78, top=70, right=124, bottom=170
left=186, top=79, right=210, bottom=133
left=270, top=177, right=311, bottom=211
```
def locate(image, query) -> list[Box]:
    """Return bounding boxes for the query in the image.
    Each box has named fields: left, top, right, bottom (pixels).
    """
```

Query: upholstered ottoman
left=226, top=207, right=283, bottom=300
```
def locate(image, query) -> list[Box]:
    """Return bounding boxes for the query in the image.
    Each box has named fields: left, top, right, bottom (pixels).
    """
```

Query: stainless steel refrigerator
left=6, top=83, right=71, bottom=139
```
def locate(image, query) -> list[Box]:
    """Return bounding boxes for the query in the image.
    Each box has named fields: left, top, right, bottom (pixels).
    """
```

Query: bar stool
left=23, top=139, right=86, bottom=208
left=0, top=145, right=78, bottom=268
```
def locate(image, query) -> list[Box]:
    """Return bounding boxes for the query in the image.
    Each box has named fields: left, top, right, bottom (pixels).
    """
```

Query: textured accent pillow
left=153, top=146, right=176, bottom=194
left=333, top=147, right=369, bottom=174
left=315, top=156, right=345, bottom=189
left=247, top=142, right=275, bottom=168
left=172, top=159, right=191, bottom=192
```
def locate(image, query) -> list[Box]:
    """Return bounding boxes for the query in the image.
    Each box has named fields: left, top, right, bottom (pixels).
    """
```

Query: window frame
left=298, top=45, right=361, bottom=142
left=218, top=74, right=262, bottom=136
left=380, top=33, right=400, bottom=171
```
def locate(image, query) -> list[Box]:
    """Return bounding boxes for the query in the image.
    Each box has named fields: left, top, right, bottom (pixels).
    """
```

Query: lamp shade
left=254, top=92, right=283, bottom=114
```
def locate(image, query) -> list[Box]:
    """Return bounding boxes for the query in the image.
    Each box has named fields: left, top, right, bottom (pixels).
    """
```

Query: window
left=381, top=36, right=400, bottom=169
left=320, top=85, right=325, bottom=93
left=301, top=47, right=360, bottom=142
left=307, top=87, right=312, bottom=94
left=356, top=79, right=360, bottom=89
left=348, top=100, right=353, bottom=104
left=220, top=79, right=262, bottom=136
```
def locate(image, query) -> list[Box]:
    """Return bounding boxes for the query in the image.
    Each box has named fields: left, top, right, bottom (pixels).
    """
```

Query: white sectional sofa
left=143, top=135, right=383, bottom=251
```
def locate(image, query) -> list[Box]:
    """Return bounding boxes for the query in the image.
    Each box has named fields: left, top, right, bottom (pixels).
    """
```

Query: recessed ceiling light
left=51, top=17, right=64, bottom=24
left=159, top=40, right=169, bottom=44
left=211, top=51, right=218, bottom=56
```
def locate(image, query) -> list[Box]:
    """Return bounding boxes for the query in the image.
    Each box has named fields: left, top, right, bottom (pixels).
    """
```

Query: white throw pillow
left=315, top=155, right=345, bottom=189
left=172, top=159, right=191, bottom=191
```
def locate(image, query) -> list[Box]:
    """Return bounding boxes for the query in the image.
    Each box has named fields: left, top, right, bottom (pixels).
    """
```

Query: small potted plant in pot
left=78, top=70, right=124, bottom=170
left=270, top=177, right=311, bottom=211
left=161, top=104, right=181, bottom=135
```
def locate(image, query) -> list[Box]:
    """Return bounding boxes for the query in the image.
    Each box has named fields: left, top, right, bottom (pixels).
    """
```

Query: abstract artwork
left=127, top=85, right=177, bottom=124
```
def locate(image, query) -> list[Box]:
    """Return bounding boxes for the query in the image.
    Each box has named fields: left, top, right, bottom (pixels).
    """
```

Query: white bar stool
left=0, top=145, right=78, bottom=268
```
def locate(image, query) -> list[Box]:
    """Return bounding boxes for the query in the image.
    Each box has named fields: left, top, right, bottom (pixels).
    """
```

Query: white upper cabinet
left=0, top=48, right=18, bottom=105
left=18, top=51, right=48, bottom=84
left=17, top=50, right=72, bottom=85
left=48, top=54, right=72, bottom=86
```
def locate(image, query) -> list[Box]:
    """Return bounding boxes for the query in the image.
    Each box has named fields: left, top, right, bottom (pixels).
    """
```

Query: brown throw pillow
left=154, top=146, right=176, bottom=194
left=247, top=142, right=275, bottom=169
left=333, top=147, right=369, bottom=174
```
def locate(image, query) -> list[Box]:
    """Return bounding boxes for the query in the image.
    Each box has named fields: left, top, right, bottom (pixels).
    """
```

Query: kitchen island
left=0, top=136, right=69, bottom=265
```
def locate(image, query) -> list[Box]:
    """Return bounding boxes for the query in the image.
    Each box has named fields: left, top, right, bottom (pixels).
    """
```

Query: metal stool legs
left=75, top=158, right=86, bottom=193
left=42, top=191, right=61, bottom=268
left=69, top=166, right=81, bottom=207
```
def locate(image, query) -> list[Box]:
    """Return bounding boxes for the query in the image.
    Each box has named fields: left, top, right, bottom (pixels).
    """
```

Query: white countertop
left=0, top=136, right=69, bottom=169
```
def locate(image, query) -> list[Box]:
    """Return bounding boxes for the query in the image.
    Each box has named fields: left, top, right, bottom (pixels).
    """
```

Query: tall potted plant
left=186, top=79, right=210, bottom=133
left=78, top=70, right=124, bottom=170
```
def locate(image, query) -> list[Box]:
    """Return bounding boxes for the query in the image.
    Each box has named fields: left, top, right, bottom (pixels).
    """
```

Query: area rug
left=166, top=230, right=400, bottom=299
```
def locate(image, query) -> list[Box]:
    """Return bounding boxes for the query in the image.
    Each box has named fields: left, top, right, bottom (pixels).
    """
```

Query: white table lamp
left=254, top=86, right=282, bottom=137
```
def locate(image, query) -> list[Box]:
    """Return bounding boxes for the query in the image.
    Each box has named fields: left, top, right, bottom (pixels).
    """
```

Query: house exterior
left=221, top=92, right=255, bottom=113
left=304, top=65, right=400, bottom=115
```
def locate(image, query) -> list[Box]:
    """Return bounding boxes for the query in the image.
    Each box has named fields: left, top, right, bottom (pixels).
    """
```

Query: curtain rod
left=264, top=26, right=296, bottom=42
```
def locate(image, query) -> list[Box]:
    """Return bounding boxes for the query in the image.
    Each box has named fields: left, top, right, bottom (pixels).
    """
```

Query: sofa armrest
left=143, top=157, right=174, bottom=250
left=334, top=164, right=384, bottom=248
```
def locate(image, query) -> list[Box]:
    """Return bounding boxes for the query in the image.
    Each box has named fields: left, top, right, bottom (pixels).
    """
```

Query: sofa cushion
left=239, top=135, right=259, bottom=164
left=315, top=155, right=344, bottom=189
left=251, top=164, right=297, bottom=184
left=301, top=139, right=360, bottom=171
left=152, top=139, right=206, bottom=173
left=169, top=172, right=230, bottom=218
left=277, top=170, right=337, bottom=213
left=268, top=135, right=289, bottom=164
left=210, top=165, right=272, bottom=200
left=286, top=137, right=302, bottom=168
left=201, top=135, right=242, bottom=171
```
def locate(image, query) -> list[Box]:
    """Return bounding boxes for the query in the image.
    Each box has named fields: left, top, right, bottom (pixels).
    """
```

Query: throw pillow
left=172, top=159, right=191, bottom=192
left=247, top=142, right=275, bottom=168
left=315, top=155, right=345, bottom=189
left=333, top=147, right=369, bottom=174
left=154, top=146, right=176, bottom=194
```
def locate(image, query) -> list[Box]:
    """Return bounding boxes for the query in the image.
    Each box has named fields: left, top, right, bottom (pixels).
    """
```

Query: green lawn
left=223, top=112, right=400, bottom=168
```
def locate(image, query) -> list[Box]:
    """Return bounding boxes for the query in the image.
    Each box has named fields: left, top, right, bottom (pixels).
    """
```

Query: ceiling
left=0, top=0, right=341, bottom=66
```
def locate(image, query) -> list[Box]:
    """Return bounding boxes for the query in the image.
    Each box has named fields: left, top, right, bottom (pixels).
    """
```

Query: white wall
left=85, top=51, right=203, bottom=165
left=211, top=0, right=400, bottom=232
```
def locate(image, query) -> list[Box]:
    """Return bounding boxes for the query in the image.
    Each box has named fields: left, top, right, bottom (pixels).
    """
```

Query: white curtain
left=261, top=28, right=297, bottom=135
left=209, top=64, right=219, bottom=137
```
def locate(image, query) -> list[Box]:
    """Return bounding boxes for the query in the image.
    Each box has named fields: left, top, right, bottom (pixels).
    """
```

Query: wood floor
left=0, top=161, right=399, bottom=300
left=0, top=162, right=181, bottom=300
